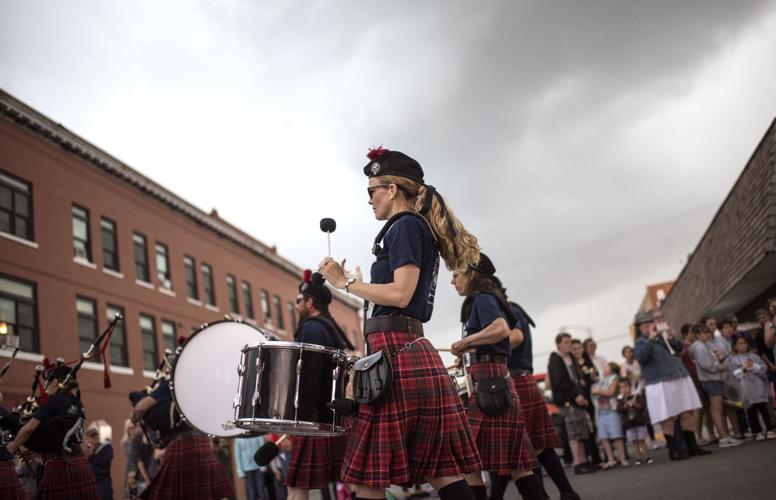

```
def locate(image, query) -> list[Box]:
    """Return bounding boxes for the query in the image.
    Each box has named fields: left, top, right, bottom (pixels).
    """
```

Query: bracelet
left=344, top=278, right=356, bottom=293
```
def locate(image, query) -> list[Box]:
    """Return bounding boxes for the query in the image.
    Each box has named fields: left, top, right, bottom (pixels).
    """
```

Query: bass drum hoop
left=170, top=319, right=269, bottom=437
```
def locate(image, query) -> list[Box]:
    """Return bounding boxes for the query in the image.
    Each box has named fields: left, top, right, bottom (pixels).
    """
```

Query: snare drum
left=171, top=319, right=270, bottom=437
left=234, top=341, right=349, bottom=436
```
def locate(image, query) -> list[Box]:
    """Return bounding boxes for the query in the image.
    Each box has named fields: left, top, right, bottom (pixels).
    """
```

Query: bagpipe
left=9, top=314, right=123, bottom=454
left=129, top=348, right=182, bottom=448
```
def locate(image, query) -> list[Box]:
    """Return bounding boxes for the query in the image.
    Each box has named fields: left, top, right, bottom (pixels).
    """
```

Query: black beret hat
left=50, top=365, right=73, bottom=381
left=299, top=270, right=332, bottom=306
left=363, top=148, right=424, bottom=184
left=472, top=253, right=496, bottom=277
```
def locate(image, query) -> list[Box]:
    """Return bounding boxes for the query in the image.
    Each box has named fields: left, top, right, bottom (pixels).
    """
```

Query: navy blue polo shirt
left=464, top=293, right=510, bottom=356
left=370, top=214, right=439, bottom=322
left=32, top=392, right=85, bottom=423
left=296, top=318, right=338, bottom=349
left=149, top=378, right=172, bottom=403
left=507, top=303, right=534, bottom=372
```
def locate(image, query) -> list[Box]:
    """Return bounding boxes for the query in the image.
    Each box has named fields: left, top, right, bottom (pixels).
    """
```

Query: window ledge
left=205, top=304, right=220, bottom=312
left=81, top=361, right=132, bottom=374
left=135, top=279, right=155, bottom=289
left=158, top=287, right=176, bottom=297
left=0, top=349, right=43, bottom=362
left=186, top=297, right=202, bottom=306
left=142, top=370, right=157, bottom=379
left=102, top=268, right=124, bottom=279
left=0, top=231, right=38, bottom=249
left=73, top=257, right=97, bottom=269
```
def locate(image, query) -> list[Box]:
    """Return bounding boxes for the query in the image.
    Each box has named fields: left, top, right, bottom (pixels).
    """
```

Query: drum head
left=171, top=320, right=268, bottom=437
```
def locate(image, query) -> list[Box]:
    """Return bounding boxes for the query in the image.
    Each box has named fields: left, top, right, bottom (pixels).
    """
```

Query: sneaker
left=744, top=431, right=754, bottom=439
left=766, top=430, right=776, bottom=439
left=719, top=436, right=743, bottom=448
left=645, top=457, right=654, bottom=464
left=755, top=433, right=766, bottom=441
left=634, top=460, right=642, bottom=466
left=573, top=463, right=597, bottom=475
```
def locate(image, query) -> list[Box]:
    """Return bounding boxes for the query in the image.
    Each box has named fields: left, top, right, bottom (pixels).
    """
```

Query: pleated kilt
left=286, top=433, right=347, bottom=489
left=38, top=454, right=98, bottom=500
left=467, top=362, right=538, bottom=474
left=511, top=372, right=561, bottom=451
left=0, top=459, right=30, bottom=500
left=341, top=331, right=482, bottom=487
left=140, top=434, right=234, bottom=500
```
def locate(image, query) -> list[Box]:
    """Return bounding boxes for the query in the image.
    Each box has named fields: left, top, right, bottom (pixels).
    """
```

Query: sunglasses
left=367, top=184, right=391, bottom=199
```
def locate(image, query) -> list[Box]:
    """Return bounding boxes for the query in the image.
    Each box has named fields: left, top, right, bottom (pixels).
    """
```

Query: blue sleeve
left=633, top=336, right=653, bottom=364
left=150, top=379, right=172, bottom=402
left=475, top=294, right=505, bottom=329
left=385, top=216, right=425, bottom=272
left=297, top=321, right=329, bottom=346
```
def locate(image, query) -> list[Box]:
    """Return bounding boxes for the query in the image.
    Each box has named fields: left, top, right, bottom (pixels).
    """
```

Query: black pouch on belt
left=476, top=376, right=512, bottom=416
left=353, top=350, right=393, bottom=405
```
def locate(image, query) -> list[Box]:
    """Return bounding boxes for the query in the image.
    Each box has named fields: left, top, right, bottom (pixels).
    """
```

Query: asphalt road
left=506, top=438, right=776, bottom=500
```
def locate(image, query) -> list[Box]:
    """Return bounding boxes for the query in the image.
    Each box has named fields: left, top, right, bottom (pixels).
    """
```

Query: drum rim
left=234, top=417, right=346, bottom=436
left=242, top=340, right=346, bottom=356
left=170, top=318, right=269, bottom=437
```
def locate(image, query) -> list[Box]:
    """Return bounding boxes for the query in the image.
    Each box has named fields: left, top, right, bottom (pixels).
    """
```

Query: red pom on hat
left=302, top=269, right=312, bottom=283
left=367, top=147, right=390, bottom=160
left=42, top=357, right=51, bottom=369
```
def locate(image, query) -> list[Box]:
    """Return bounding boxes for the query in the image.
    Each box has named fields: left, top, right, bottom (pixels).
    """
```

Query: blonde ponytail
left=381, top=175, right=480, bottom=271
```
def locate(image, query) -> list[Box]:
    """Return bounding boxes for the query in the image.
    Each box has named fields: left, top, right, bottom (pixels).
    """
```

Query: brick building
left=637, top=280, right=674, bottom=313
left=661, top=118, right=776, bottom=326
left=0, top=88, right=363, bottom=498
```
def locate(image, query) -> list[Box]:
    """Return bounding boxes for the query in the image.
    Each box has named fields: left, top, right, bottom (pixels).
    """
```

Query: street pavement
left=507, top=438, right=776, bottom=500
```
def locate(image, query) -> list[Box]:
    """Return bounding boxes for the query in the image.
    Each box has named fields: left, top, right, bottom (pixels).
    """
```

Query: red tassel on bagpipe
left=37, top=372, right=48, bottom=406
left=99, top=327, right=115, bottom=389
left=367, top=147, right=389, bottom=160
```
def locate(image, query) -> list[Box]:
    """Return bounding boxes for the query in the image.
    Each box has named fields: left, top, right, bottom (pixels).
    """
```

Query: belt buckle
left=463, top=352, right=472, bottom=368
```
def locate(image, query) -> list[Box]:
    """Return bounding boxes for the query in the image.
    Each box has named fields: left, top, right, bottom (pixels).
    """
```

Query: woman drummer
left=450, top=254, right=544, bottom=500
left=318, top=148, right=482, bottom=500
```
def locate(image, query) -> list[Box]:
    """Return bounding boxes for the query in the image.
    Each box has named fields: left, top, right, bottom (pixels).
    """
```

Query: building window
left=184, top=256, right=198, bottom=300
left=241, top=281, right=254, bottom=319
left=107, top=304, right=128, bottom=367
left=139, top=314, right=158, bottom=371
left=0, top=274, right=38, bottom=352
left=72, top=205, right=91, bottom=261
left=155, top=242, right=171, bottom=289
left=101, top=218, right=119, bottom=272
left=273, top=295, right=284, bottom=330
left=161, top=320, right=176, bottom=354
left=226, top=275, right=239, bottom=314
left=261, top=290, right=271, bottom=325
left=76, top=296, right=98, bottom=361
left=0, top=170, right=33, bottom=241
left=288, top=301, right=297, bottom=331
left=202, top=263, right=215, bottom=306
left=133, top=233, right=150, bottom=282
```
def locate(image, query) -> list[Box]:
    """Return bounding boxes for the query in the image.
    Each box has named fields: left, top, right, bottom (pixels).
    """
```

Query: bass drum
left=171, top=319, right=270, bottom=437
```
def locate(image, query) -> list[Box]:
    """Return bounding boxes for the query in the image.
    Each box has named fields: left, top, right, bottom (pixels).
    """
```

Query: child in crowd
left=728, top=336, right=776, bottom=440
left=616, top=378, right=653, bottom=465
left=591, top=362, right=629, bottom=469
left=689, top=325, right=742, bottom=448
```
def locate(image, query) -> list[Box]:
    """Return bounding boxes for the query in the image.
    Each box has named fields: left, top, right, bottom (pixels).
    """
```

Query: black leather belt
left=365, top=316, right=424, bottom=336
left=469, top=353, right=508, bottom=364
left=509, top=368, right=533, bottom=376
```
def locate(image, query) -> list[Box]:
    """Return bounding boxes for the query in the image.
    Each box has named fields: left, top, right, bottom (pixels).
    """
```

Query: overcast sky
left=3, top=0, right=776, bottom=370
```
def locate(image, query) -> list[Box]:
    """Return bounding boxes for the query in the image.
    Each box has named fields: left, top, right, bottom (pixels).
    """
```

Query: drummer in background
left=488, top=279, right=580, bottom=500
left=319, top=147, right=482, bottom=500
left=131, top=353, right=234, bottom=500
left=5, top=365, right=98, bottom=499
left=1, top=391, right=29, bottom=499
left=284, top=270, right=353, bottom=500
left=451, top=253, right=543, bottom=500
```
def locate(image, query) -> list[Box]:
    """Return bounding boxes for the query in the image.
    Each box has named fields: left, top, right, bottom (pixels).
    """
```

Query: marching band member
left=131, top=361, right=233, bottom=500
left=284, top=271, right=353, bottom=500
left=1, top=392, right=29, bottom=500
left=490, top=295, right=580, bottom=500
left=451, top=254, right=543, bottom=500
left=5, top=365, right=99, bottom=499
left=318, top=147, right=482, bottom=500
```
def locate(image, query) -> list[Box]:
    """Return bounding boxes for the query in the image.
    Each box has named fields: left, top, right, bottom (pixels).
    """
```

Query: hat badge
left=370, top=162, right=381, bottom=175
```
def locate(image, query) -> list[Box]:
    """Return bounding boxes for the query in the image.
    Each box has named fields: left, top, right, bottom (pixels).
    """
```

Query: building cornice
left=0, top=88, right=361, bottom=311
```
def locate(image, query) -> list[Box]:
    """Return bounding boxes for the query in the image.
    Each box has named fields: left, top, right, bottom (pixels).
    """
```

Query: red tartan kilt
left=342, top=331, right=482, bottom=487
left=286, top=433, right=347, bottom=489
left=511, top=373, right=561, bottom=451
left=141, top=434, right=234, bottom=500
left=38, top=454, right=98, bottom=500
left=467, top=363, right=538, bottom=474
left=0, top=460, right=30, bottom=500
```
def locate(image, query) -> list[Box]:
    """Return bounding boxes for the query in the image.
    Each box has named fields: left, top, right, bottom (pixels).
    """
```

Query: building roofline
left=663, top=117, right=776, bottom=308
left=0, top=88, right=361, bottom=311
